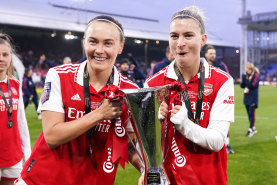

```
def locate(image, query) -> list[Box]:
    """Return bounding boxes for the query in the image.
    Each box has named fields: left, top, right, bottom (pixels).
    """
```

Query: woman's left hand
left=170, top=104, right=182, bottom=118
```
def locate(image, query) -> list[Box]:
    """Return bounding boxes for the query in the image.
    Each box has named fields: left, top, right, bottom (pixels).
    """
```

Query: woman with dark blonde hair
left=141, top=6, right=234, bottom=185
left=0, top=33, right=31, bottom=185
left=240, top=62, right=260, bottom=137
left=16, top=16, right=142, bottom=185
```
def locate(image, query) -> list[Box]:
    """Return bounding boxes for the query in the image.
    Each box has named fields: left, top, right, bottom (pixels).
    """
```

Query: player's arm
left=40, top=68, right=123, bottom=149
left=170, top=78, right=234, bottom=152
left=127, top=132, right=144, bottom=171
left=17, top=85, right=31, bottom=162
left=128, top=132, right=145, bottom=185
left=42, top=99, right=122, bottom=149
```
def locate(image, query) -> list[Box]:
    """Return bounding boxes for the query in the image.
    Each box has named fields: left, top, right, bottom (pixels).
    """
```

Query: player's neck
left=178, top=62, right=200, bottom=82
left=88, top=67, right=113, bottom=92
left=0, top=72, right=7, bottom=82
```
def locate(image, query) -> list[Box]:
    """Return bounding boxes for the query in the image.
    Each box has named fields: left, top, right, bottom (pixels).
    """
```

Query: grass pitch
left=25, top=85, right=277, bottom=185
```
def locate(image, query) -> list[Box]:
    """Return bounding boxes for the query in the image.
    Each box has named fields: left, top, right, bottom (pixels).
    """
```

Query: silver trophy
left=122, top=85, right=171, bottom=185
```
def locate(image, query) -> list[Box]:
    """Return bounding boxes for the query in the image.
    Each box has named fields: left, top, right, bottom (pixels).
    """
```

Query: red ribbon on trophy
left=105, top=85, right=129, bottom=169
left=163, top=82, right=201, bottom=185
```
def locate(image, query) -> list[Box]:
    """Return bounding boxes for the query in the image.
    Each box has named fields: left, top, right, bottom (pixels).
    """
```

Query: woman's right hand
left=96, top=98, right=123, bottom=121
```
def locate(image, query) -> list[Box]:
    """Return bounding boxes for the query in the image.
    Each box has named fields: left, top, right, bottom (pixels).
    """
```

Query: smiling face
left=83, top=20, right=124, bottom=73
left=0, top=42, right=12, bottom=75
left=169, top=18, right=207, bottom=69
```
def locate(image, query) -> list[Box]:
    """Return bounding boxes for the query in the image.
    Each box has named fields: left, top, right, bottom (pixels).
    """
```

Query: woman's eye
left=3, top=53, right=9, bottom=57
left=170, top=35, right=178, bottom=39
left=105, top=42, right=113, bottom=46
left=185, top=34, right=193, bottom=38
left=89, top=40, right=96, bottom=44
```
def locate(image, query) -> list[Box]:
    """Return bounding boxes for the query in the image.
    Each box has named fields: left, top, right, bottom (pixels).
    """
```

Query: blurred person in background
left=152, top=46, right=174, bottom=75
left=0, top=33, right=31, bottom=185
left=22, top=68, right=40, bottom=120
left=205, top=45, right=229, bottom=73
left=240, top=62, right=260, bottom=137
left=142, top=6, right=234, bottom=185
left=37, top=54, right=57, bottom=69
left=205, top=45, right=234, bottom=154
left=118, top=54, right=146, bottom=87
left=118, top=58, right=134, bottom=80
left=63, top=56, right=72, bottom=64
left=15, top=15, right=142, bottom=185
left=146, top=60, right=156, bottom=79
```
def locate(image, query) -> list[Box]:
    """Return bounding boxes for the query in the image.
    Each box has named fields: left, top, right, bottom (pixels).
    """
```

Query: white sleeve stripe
left=210, top=66, right=232, bottom=79
left=54, top=64, right=79, bottom=70
left=119, top=78, right=139, bottom=88
left=55, top=66, right=79, bottom=71
left=55, top=70, right=77, bottom=74
left=144, top=69, right=166, bottom=84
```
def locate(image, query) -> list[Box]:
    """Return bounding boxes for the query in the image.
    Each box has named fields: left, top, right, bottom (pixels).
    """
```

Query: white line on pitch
left=235, top=116, right=277, bottom=121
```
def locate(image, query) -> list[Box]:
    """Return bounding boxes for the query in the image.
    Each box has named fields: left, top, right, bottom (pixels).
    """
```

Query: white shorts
left=0, top=160, right=23, bottom=181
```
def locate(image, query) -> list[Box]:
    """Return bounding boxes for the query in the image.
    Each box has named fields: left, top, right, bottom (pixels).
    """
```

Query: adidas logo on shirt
left=71, top=93, right=81, bottom=101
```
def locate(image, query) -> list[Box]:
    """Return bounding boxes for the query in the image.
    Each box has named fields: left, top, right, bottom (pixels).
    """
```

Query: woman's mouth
left=178, top=52, right=187, bottom=56
left=93, top=56, right=107, bottom=62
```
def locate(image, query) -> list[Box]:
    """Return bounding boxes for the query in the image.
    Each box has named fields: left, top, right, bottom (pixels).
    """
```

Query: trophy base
left=147, top=167, right=168, bottom=185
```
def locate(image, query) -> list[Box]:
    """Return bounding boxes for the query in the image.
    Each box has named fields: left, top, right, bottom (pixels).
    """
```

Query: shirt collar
left=166, top=58, right=210, bottom=80
left=0, top=76, right=8, bottom=83
left=75, top=60, right=120, bottom=86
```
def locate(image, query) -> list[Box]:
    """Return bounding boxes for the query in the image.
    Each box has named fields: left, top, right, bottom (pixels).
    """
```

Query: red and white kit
left=145, top=58, right=234, bottom=185
left=20, top=61, right=138, bottom=185
left=0, top=76, right=31, bottom=181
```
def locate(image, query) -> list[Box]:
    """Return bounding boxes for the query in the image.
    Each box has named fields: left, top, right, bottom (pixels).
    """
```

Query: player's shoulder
left=8, top=76, right=20, bottom=85
left=209, top=65, right=232, bottom=81
left=53, top=63, right=81, bottom=74
left=145, top=67, right=168, bottom=87
left=118, top=73, right=139, bottom=89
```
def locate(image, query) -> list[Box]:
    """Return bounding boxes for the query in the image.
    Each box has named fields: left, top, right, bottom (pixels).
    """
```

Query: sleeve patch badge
left=41, top=82, right=51, bottom=104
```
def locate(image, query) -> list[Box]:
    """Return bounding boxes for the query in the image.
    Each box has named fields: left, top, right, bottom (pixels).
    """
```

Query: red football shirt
left=145, top=58, right=234, bottom=185
left=0, top=77, right=30, bottom=168
left=21, top=62, right=138, bottom=185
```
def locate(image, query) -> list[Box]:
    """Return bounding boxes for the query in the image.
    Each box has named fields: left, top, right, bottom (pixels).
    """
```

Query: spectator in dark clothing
left=38, top=54, right=57, bottom=69
left=76, top=56, right=87, bottom=63
left=152, top=46, right=174, bottom=75
left=118, top=56, right=146, bottom=88
left=118, top=58, right=135, bottom=80
left=205, top=44, right=234, bottom=154
left=205, top=45, right=229, bottom=73
left=240, top=62, right=260, bottom=137
left=22, top=68, right=41, bottom=119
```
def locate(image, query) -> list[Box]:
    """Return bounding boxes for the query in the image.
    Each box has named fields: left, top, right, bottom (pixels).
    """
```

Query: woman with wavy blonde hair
left=241, top=62, right=260, bottom=137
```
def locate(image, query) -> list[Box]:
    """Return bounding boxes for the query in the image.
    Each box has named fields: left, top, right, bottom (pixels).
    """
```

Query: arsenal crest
left=204, top=83, right=213, bottom=96
left=11, top=87, right=18, bottom=96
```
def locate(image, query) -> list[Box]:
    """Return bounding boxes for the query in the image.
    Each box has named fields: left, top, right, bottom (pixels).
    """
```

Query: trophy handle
left=128, top=110, right=148, bottom=185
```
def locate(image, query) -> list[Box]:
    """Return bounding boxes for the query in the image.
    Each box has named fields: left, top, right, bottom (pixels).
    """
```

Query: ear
left=118, top=38, right=125, bottom=54
left=201, top=34, right=207, bottom=47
